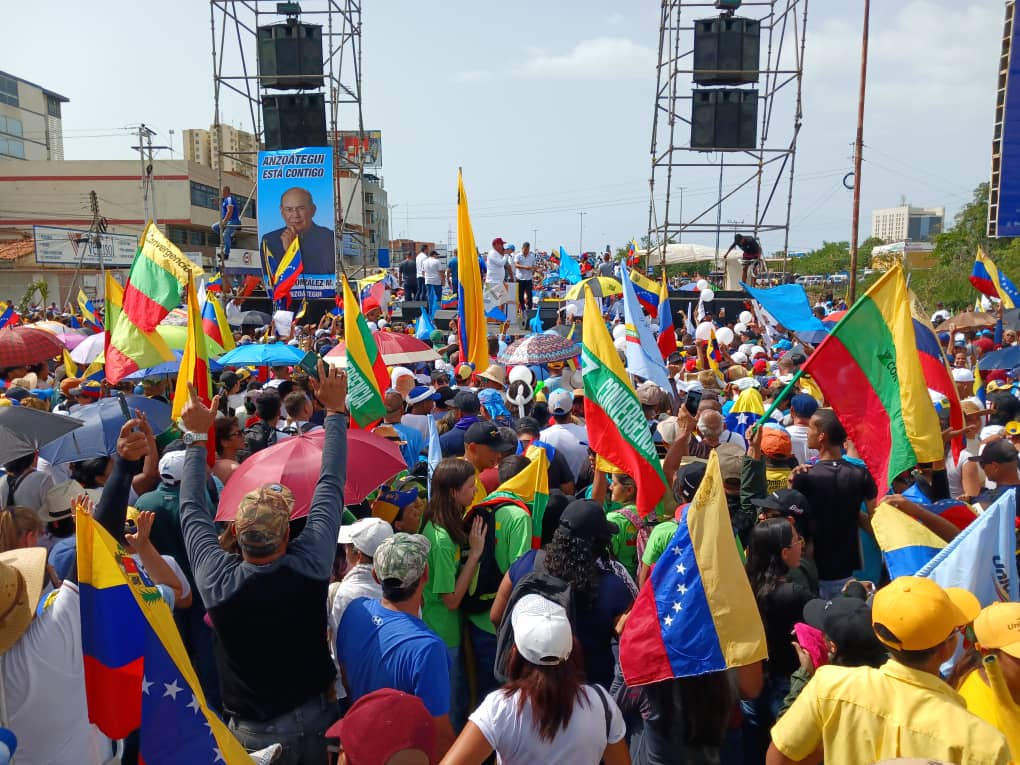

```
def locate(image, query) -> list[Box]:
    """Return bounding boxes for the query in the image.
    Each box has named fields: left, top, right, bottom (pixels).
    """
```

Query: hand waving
left=311, top=360, right=348, bottom=413
left=181, top=383, right=220, bottom=434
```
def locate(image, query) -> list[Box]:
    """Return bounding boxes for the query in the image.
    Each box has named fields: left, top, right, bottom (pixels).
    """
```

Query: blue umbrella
left=978, top=345, right=1020, bottom=371
left=217, top=343, right=305, bottom=367
left=39, top=395, right=173, bottom=465
left=122, top=350, right=223, bottom=380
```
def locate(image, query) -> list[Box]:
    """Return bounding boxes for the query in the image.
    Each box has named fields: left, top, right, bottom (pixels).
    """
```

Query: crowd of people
left=0, top=253, right=1018, bottom=765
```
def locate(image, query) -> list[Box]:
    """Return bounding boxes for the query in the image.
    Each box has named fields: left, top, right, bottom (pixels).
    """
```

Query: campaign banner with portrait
left=257, top=147, right=338, bottom=298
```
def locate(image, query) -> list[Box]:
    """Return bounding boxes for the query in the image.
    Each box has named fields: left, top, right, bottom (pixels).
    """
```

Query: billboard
left=257, top=146, right=338, bottom=298
left=991, top=1, right=1020, bottom=237
left=33, top=225, right=138, bottom=268
left=337, top=130, right=382, bottom=168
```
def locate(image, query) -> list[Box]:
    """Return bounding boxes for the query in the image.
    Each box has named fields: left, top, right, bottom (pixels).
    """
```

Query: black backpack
left=493, top=549, right=576, bottom=683
left=460, top=496, right=531, bottom=615
left=243, top=420, right=277, bottom=455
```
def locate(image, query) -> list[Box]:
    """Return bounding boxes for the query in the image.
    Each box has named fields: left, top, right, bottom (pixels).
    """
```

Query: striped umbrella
left=498, top=333, right=580, bottom=365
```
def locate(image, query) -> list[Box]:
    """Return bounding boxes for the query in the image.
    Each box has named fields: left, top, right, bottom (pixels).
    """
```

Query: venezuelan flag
left=910, top=295, right=963, bottom=458
left=629, top=268, right=661, bottom=319
left=620, top=450, right=767, bottom=684
left=105, top=264, right=175, bottom=384
left=78, top=289, right=102, bottom=329
left=62, top=348, right=78, bottom=378
left=582, top=286, right=667, bottom=515
left=801, top=263, right=943, bottom=494
left=172, top=275, right=215, bottom=465
left=872, top=502, right=947, bottom=579
left=76, top=510, right=251, bottom=762
left=205, top=272, right=223, bottom=293
left=0, top=301, right=19, bottom=329
left=484, top=446, right=549, bottom=549
left=200, top=291, right=235, bottom=352
left=341, top=274, right=389, bottom=428
left=272, top=235, right=304, bottom=308
left=725, top=387, right=764, bottom=437
left=456, top=170, right=488, bottom=370
left=707, top=327, right=724, bottom=380
left=657, top=274, right=678, bottom=359
left=971, top=248, right=1020, bottom=309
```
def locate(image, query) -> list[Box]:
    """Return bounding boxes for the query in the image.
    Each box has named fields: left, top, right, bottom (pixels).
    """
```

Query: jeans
left=517, top=279, right=533, bottom=312
left=468, top=622, right=498, bottom=703
left=447, top=644, right=468, bottom=733
left=631, top=723, right=721, bottom=765
left=416, top=276, right=426, bottom=301
left=229, top=693, right=338, bottom=765
left=739, top=674, right=789, bottom=765
left=211, top=221, right=241, bottom=256
left=403, top=280, right=417, bottom=300
left=818, top=576, right=853, bottom=600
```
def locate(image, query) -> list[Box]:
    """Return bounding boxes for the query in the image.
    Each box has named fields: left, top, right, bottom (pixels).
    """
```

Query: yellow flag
left=457, top=169, right=488, bottom=370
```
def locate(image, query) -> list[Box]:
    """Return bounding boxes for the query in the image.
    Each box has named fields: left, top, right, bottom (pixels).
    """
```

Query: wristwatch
left=183, top=431, right=209, bottom=446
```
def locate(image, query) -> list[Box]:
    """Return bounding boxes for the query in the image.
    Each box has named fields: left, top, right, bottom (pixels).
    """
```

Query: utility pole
left=130, top=124, right=170, bottom=225
left=577, top=211, right=587, bottom=257
left=89, top=190, right=105, bottom=282
left=848, top=0, right=870, bottom=304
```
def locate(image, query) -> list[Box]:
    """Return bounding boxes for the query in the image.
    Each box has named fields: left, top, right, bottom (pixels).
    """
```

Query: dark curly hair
left=543, top=527, right=601, bottom=609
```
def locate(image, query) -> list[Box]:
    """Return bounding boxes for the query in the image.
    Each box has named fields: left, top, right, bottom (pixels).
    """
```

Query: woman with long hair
left=421, top=458, right=485, bottom=731
left=741, top=517, right=812, bottom=762
left=0, top=506, right=43, bottom=552
left=441, top=595, right=630, bottom=765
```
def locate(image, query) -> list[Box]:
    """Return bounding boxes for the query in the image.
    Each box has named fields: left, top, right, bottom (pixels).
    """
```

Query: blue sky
left=5, top=1, right=1003, bottom=256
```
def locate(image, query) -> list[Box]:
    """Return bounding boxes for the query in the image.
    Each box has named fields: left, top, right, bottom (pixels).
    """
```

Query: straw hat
left=0, top=547, right=47, bottom=655
left=477, top=365, right=507, bottom=387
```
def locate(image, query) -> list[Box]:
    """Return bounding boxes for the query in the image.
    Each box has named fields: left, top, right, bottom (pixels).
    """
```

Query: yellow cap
left=973, top=601, right=1020, bottom=659
left=1005, top=421, right=1020, bottom=437
left=871, top=577, right=978, bottom=651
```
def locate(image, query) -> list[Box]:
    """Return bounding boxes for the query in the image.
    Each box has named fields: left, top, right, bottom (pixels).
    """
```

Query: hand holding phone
left=297, top=350, right=320, bottom=380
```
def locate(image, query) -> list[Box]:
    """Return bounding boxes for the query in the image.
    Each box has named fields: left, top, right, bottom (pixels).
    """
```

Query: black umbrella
left=978, top=345, right=1020, bottom=371
left=1002, top=308, right=1020, bottom=332
left=227, top=310, right=273, bottom=327
left=0, top=407, right=83, bottom=464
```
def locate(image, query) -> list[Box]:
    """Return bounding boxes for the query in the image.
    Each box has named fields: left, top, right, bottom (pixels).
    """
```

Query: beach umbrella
left=325, top=331, right=439, bottom=366
left=69, top=332, right=105, bottom=364
left=217, top=343, right=305, bottom=367
left=498, top=333, right=580, bottom=365
left=0, top=407, right=83, bottom=464
left=0, top=326, right=65, bottom=367
left=39, top=396, right=173, bottom=464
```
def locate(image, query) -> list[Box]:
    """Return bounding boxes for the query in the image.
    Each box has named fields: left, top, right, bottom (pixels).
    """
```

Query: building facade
left=0, top=71, right=68, bottom=161
left=183, top=124, right=259, bottom=182
left=871, top=204, right=945, bottom=243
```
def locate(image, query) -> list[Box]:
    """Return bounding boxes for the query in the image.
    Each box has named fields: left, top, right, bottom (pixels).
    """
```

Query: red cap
left=326, top=689, right=437, bottom=764
left=753, top=359, right=768, bottom=373
left=986, top=368, right=1008, bottom=383
left=362, top=297, right=381, bottom=313
left=975, top=337, right=995, bottom=354
left=685, top=358, right=698, bottom=372
left=492, top=237, right=505, bottom=248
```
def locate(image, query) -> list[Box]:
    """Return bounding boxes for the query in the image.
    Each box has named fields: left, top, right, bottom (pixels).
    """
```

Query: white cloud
left=454, top=69, right=493, bottom=83
left=518, top=37, right=657, bottom=80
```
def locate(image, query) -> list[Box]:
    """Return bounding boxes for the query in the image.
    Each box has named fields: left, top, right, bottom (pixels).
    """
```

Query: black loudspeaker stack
left=257, top=20, right=327, bottom=150
left=262, top=93, right=327, bottom=150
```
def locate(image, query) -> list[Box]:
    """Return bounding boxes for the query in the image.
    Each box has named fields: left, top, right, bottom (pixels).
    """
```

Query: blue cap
left=406, top=385, right=440, bottom=405
left=938, top=332, right=950, bottom=343
left=790, top=393, right=819, bottom=418
left=775, top=339, right=793, bottom=350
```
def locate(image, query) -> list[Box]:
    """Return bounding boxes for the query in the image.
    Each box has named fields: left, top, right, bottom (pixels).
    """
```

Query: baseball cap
left=803, top=596, right=883, bottom=658
left=492, top=237, right=505, bottom=248
left=371, top=486, right=420, bottom=525
left=338, top=517, right=394, bottom=557
left=3, top=386, right=31, bottom=402
left=715, top=442, right=744, bottom=486
left=761, top=427, right=793, bottom=459
left=71, top=380, right=103, bottom=398
left=752, top=358, right=768, bottom=374
left=559, top=500, right=617, bottom=541
left=751, top=488, right=809, bottom=517
left=326, top=688, right=436, bottom=763
left=968, top=438, right=1018, bottom=465
left=362, top=297, right=381, bottom=314
left=675, top=460, right=707, bottom=502
left=435, top=387, right=457, bottom=409
left=952, top=367, right=975, bottom=383
left=1006, top=421, right=1020, bottom=437
left=451, top=390, right=480, bottom=414
left=158, top=450, right=187, bottom=485
left=511, top=594, right=573, bottom=666
left=790, top=393, right=819, bottom=418
left=465, top=421, right=512, bottom=451
left=871, top=576, right=980, bottom=651
left=235, top=483, right=295, bottom=553
left=973, top=601, right=1020, bottom=659
left=548, top=389, right=573, bottom=416
left=373, top=532, right=430, bottom=588
left=390, top=366, right=414, bottom=390
left=407, top=385, right=440, bottom=406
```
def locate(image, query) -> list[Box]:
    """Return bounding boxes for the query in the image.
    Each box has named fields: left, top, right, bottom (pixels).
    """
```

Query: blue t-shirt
left=448, top=256, right=459, bottom=284
left=221, top=194, right=241, bottom=224
left=49, top=534, right=77, bottom=581
left=392, top=421, right=425, bottom=468
left=508, top=549, right=633, bottom=687
left=337, top=597, right=451, bottom=716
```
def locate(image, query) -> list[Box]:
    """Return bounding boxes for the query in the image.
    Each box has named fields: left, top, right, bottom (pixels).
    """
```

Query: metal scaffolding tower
left=647, top=0, right=808, bottom=276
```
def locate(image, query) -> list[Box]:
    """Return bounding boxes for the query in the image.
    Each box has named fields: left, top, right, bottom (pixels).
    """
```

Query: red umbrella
left=325, top=330, right=440, bottom=366
left=215, top=428, right=407, bottom=521
left=821, top=310, right=847, bottom=325
left=0, top=326, right=66, bottom=367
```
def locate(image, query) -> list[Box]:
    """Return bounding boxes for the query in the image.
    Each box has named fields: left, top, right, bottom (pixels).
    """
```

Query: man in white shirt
left=422, top=250, right=446, bottom=309
left=514, top=242, right=537, bottom=315
left=786, top=393, right=819, bottom=466
left=539, top=389, right=590, bottom=480
left=485, top=237, right=511, bottom=316
left=415, top=245, right=429, bottom=301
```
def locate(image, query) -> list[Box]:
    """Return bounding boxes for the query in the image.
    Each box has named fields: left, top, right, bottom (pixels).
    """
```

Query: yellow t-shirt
left=959, top=667, right=1020, bottom=761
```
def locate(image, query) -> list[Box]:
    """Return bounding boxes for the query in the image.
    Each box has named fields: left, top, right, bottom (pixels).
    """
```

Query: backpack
left=460, top=496, right=531, bottom=615
left=243, top=420, right=277, bottom=455
left=616, top=506, right=653, bottom=563
left=494, top=549, right=576, bottom=683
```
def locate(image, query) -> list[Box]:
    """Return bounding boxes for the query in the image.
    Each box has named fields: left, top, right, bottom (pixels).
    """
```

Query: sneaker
left=249, top=743, right=283, bottom=764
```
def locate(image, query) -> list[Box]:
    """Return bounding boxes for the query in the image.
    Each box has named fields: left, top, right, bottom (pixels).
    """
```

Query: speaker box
left=257, top=23, right=324, bottom=90
left=693, top=17, right=760, bottom=85
left=691, top=89, right=758, bottom=151
left=262, top=93, right=327, bottom=150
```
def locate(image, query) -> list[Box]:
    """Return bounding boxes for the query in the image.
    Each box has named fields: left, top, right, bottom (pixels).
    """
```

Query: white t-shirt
left=0, top=469, right=55, bottom=516
left=423, top=256, right=445, bottom=285
left=328, top=565, right=383, bottom=700
left=486, top=250, right=508, bottom=284
left=540, top=422, right=590, bottom=479
left=416, top=251, right=428, bottom=278
left=470, top=684, right=625, bottom=765
left=514, top=252, right=536, bottom=281
left=786, top=423, right=818, bottom=465
left=4, top=581, right=111, bottom=765
left=133, top=553, right=192, bottom=605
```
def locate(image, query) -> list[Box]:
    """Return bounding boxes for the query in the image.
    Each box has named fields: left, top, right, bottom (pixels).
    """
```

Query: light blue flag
left=558, top=246, right=583, bottom=284
left=620, top=260, right=673, bottom=393
left=427, top=413, right=442, bottom=499
left=916, top=489, right=1019, bottom=606
left=415, top=308, right=435, bottom=340
left=529, top=309, right=544, bottom=335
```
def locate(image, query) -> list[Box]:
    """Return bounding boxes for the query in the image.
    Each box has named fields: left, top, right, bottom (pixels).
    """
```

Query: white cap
left=739, top=343, right=754, bottom=356
left=338, top=517, right=393, bottom=557
left=511, top=594, right=573, bottom=666
left=979, top=425, right=1005, bottom=444
left=951, top=367, right=975, bottom=383
left=548, top=389, right=573, bottom=416
left=955, top=333, right=966, bottom=342
left=750, top=345, right=766, bottom=357
left=508, top=365, right=534, bottom=385
left=158, top=450, right=187, bottom=485
left=733, top=376, right=759, bottom=391
left=390, top=366, right=415, bottom=389
left=730, top=351, right=748, bottom=365
left=733, top=322, right=747, bottom=335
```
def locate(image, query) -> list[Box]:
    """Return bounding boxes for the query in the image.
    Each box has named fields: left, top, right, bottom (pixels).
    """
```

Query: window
left=0, top=115, right=22, bottom=136
left=0, top=75, right=18, bottom=107
left=365, top=192, right=374, bottom=205
left=0, top=137, right=25, bottom=158
left=168, top=226, right=188, bottom=245
left=190, top=181, right=218, bottom=211
left=187, top=230, right=205, bottom=246
left=46, top=95, right=61, bottom=118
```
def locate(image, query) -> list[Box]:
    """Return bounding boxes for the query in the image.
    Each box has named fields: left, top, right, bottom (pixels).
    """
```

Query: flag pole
left=749, top=367, right=806, bottom=436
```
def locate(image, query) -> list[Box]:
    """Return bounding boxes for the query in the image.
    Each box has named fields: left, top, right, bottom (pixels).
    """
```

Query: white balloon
left=739, top=310, right=754, bottom=325
left=700, top=288, right=715, bottom=302
left=716, top=327, right=734, bottom=346
left=613, top=324, right=627, bottom=341
left=695, top=322, right=715, bottom=342
left=508, top=365, right=534, bottom=385
left=733, top=322, right=747, bottom=335
left=696, top=279, right=709, bottom=291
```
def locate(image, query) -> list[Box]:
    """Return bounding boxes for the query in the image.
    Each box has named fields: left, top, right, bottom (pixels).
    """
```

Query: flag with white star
left=619, top=450, right=767, bottom=686
left=724, top=386, right=764, bottom=437
left=77, top=511, right=252, bottom=763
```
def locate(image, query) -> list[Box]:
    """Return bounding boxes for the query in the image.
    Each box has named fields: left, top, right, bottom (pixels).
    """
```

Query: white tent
left=638, top=243, right=726, bottom=264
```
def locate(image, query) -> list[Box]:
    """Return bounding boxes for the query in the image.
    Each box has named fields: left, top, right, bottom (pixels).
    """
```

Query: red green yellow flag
left=485, top=446, right=549, bottom=549
left=172, top=275, right=215, bottom=464
left=342, top=274, right=389, bottom=428
left=581, top=286, right=667, bottom=515
left=104, top=269, right=173, bottom=383
left=107, top=224, right=199, bottom=382
left=456, top=169, right=488, bottom=370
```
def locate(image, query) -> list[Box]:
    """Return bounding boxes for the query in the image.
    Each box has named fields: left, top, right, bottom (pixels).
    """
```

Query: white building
left=871, top=204, right=945, bottom=243
left=0, top=71, right=68, bottom=161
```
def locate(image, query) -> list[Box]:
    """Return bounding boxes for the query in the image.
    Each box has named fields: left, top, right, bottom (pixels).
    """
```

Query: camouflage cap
left=235, top=483, right=294, bottom=553
left=373, top=532, right=430, bottom=588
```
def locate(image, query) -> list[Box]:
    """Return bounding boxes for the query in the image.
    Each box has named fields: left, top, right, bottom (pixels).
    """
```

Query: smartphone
left=117, top=392, right=132, bottom=421
left=684, top=388, right=702, bottom=417
left=297, top=350, right=320, bottom=380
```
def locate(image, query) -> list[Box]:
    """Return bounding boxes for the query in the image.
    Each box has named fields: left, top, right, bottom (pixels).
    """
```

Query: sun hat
left=0, top=547, right=47, bottom=655
left=871, top=576, right=980, bottom=651
left=337, top=517, right=394, bottom=557
left=477, top=364, right=508, bottom=387
left=511, top=594, right=573, bottom=666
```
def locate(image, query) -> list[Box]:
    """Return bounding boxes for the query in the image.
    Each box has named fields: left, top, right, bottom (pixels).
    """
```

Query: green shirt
left=606, top=506, right=640, bottom=580
left=421, top=521, right=463, bottom=648
left=466, top=503, right=533, bottom=635
left=642, top=519, right=679, bottom=567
